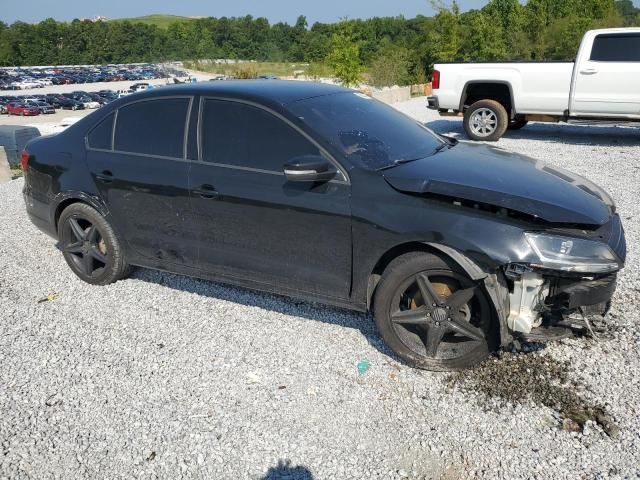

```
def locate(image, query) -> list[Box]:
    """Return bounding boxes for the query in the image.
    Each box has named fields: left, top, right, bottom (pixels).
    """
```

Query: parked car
left=428, top=27, right=640, bottom=141
left=0, top=64, right=180, bottom=91
left=85, top=92, right=109, bottom=105
left=96, top=90, right=118, bottom=102
left=130, top=82, right=150, bottom=91
left=6, top=102, right=40, bottom=116
left=59, top=94, right=87, bottom=110
left=59, top=98, right=85, bottom=111
left=24, top=100, right=55, bottom=114
left=21, top=81, right=626, bottom=371
left=65, top=93, right=100, bottom=109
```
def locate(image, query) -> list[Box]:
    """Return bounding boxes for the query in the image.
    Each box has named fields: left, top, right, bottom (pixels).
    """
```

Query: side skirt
left=128, top=259, right=367, bottom=314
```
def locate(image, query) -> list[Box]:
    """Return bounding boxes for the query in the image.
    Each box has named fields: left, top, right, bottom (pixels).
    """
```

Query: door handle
left=96, top=170, right=113, bottom=183
left=193, top=184, right=220, bottom=199
left=580, top=68, right=598, bottom=75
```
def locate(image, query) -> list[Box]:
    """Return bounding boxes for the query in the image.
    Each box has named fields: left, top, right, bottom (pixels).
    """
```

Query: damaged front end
left=503, top=215, right=626, bottom=338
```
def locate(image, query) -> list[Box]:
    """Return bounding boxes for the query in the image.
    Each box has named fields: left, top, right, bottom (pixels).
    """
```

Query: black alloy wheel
left=62, top=216, right=108, bottom=279
left=374, top=253, right=496, bottom=371
left=58, top=203, right=131, bottom=285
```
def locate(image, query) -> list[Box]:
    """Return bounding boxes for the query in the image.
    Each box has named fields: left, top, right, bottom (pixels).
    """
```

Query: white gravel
left=1, top=97, right=639, bottom=479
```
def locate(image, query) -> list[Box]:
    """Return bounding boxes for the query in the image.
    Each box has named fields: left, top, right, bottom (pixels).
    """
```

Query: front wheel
left=373, top=253, right=497, bottom=371
left=58, top=203, right=131, bottom=285
left=463, top=99, right=508, bottom=142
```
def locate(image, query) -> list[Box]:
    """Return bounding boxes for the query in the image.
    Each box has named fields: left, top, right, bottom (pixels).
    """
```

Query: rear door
left=188, top=98, right=352, bottom=300
left=85, top=96, right=197, bottom=266
left=571, top=32, right=640, bottom=117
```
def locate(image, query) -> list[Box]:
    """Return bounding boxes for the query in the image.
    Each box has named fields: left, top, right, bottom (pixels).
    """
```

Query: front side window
left=590, top=34, right=640, bottom=62
left=114, top=98, right=190, bottom=158
left=201, top=99, right=320, bottom=171
left=87, top=112, right=114, bottom=150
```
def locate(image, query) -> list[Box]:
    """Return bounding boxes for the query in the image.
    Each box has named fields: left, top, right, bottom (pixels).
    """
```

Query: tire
left=58, top=203, right=130, bottom=285
left=463, top=99, right=508, bottom=142
left=373, top=252, right=497, bottom=371
left=508, top=118, right=529, bottom=130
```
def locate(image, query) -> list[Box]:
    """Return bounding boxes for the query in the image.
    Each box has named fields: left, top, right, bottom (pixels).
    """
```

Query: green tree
left=426, top=1, right=462, bottom=63
left=327, top=22, right=362, bottom=87
left=369, top=41, right=411, bottom=87
left=459, top=11, right=507, bottom=61
left=616, top=0, right=640, bottom=24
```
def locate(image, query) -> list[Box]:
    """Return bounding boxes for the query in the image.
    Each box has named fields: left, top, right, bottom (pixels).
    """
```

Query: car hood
left=383, top=141, right=613, bottom=225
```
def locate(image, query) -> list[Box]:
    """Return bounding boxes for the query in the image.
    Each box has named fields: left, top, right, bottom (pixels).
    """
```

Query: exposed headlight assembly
left=524, top=232, right=620, bottom=273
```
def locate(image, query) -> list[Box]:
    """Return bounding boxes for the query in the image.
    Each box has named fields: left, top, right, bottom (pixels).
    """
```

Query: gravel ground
left=1, top=97, right=639, bottom=479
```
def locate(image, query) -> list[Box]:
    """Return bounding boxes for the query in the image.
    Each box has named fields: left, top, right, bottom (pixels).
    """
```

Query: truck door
left=572, top=32, right=640, bottom=117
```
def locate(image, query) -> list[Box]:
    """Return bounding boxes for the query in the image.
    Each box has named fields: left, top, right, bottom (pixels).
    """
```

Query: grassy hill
left=111, top=14, right=200, bottom=29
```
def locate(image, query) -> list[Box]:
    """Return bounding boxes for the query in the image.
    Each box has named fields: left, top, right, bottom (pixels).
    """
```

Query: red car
left=6, top=102, right=40, bottom=116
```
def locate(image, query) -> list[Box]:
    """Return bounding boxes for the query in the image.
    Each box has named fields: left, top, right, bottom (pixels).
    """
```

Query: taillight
left=20, top=150, right=30, bottom=172
left=432, top=69, right=440, bottom=90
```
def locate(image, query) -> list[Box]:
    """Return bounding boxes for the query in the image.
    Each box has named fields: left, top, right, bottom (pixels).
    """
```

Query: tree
left=460, top=10, right=508, bottom=61
left=616, top=0, right=640, bottom=24
left=327, top=22, right=362, bottom=87
left=426, top=1, right=462, bottom=63
left=369, top=41, right=411, bottom=87
left=0, top=2, right=638, bottom=68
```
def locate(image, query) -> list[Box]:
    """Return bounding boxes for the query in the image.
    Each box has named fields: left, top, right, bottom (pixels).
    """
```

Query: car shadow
left=130, top=267, right=396, bottom=360
left=260, top=459, right=314, bottom=480
left=424, top=118, right=640, bottom=147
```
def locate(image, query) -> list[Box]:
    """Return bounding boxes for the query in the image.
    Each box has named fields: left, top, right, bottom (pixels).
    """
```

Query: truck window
left=590, top=34, right=640, bottom=62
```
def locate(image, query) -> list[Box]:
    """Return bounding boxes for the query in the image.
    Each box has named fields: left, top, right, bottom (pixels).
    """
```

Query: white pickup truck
left=427, top=27, right=640, bottom=141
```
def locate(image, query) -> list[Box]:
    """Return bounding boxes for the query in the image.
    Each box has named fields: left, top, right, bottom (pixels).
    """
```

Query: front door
left=189, top=98, right=352, bottom=300
left=572, top=32, right=640, bottom=117
left=85, top=97, right=197, bottom=266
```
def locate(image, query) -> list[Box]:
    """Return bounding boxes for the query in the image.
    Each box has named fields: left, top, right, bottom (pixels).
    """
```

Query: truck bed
left=434, top=62, right=574, bottom=115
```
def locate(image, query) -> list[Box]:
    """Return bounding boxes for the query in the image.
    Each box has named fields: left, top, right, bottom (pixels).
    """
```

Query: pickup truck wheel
left=508, top=118, right=529, bottom=130
left=464, top=100, right=508, bottom=142
left=373, top=252, right=497, bottom=371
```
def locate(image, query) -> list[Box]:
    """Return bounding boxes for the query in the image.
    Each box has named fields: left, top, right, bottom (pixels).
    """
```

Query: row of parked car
left=0, top=90, right=120, bottom=116
left=0, top=64, right=184, bottom=91
left=0, top=82, right=161, bottom=116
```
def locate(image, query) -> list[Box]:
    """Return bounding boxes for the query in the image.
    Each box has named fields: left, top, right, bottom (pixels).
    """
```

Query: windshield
left=288, top=92, right=444, bottom=171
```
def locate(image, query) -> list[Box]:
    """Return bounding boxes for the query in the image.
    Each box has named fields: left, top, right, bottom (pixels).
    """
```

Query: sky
left=2, top=0, right=496, bottom=25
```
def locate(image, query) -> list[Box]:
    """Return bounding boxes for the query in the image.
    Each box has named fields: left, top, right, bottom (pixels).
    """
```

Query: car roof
left=131, top=80, right=351, bottom=107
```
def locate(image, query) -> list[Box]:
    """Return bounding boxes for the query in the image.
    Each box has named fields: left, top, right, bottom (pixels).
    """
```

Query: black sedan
left=21, top=81, right=626, bottom=370
left=56, top=96, right=85, bottom=110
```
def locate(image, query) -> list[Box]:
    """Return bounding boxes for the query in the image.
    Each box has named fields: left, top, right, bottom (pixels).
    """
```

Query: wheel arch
left=460, top=81, right=515, bottom=118
left=52, top=192, right=109, bottom=234
left=366, top=241, right=511, bottom=346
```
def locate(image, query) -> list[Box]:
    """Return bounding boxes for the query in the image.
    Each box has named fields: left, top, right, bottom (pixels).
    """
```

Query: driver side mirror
left=283, top=155, right=336, bottom=182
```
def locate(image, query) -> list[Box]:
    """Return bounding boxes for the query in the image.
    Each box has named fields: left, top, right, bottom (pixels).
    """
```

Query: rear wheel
left=58, top=203, right=130, bottom=285
left=463, top=99, right=508, bottom=142
left=373, top=253, right=497, bottom=371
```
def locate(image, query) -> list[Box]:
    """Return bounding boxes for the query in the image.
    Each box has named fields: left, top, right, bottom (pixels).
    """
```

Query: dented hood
left=383, top=141, right=612, bottom=225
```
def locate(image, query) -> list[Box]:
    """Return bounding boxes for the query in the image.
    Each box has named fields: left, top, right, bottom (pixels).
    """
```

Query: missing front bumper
left=506, top=268, right=618, bottom=334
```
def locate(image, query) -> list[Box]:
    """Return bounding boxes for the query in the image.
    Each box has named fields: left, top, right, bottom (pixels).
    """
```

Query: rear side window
left=87, top=112, right=114, bottom=150
left=590, top=34, right=640, bottom=62
left=114, top=98, right=190, bottom=158
left=201, top=99, right=319, bottom=171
